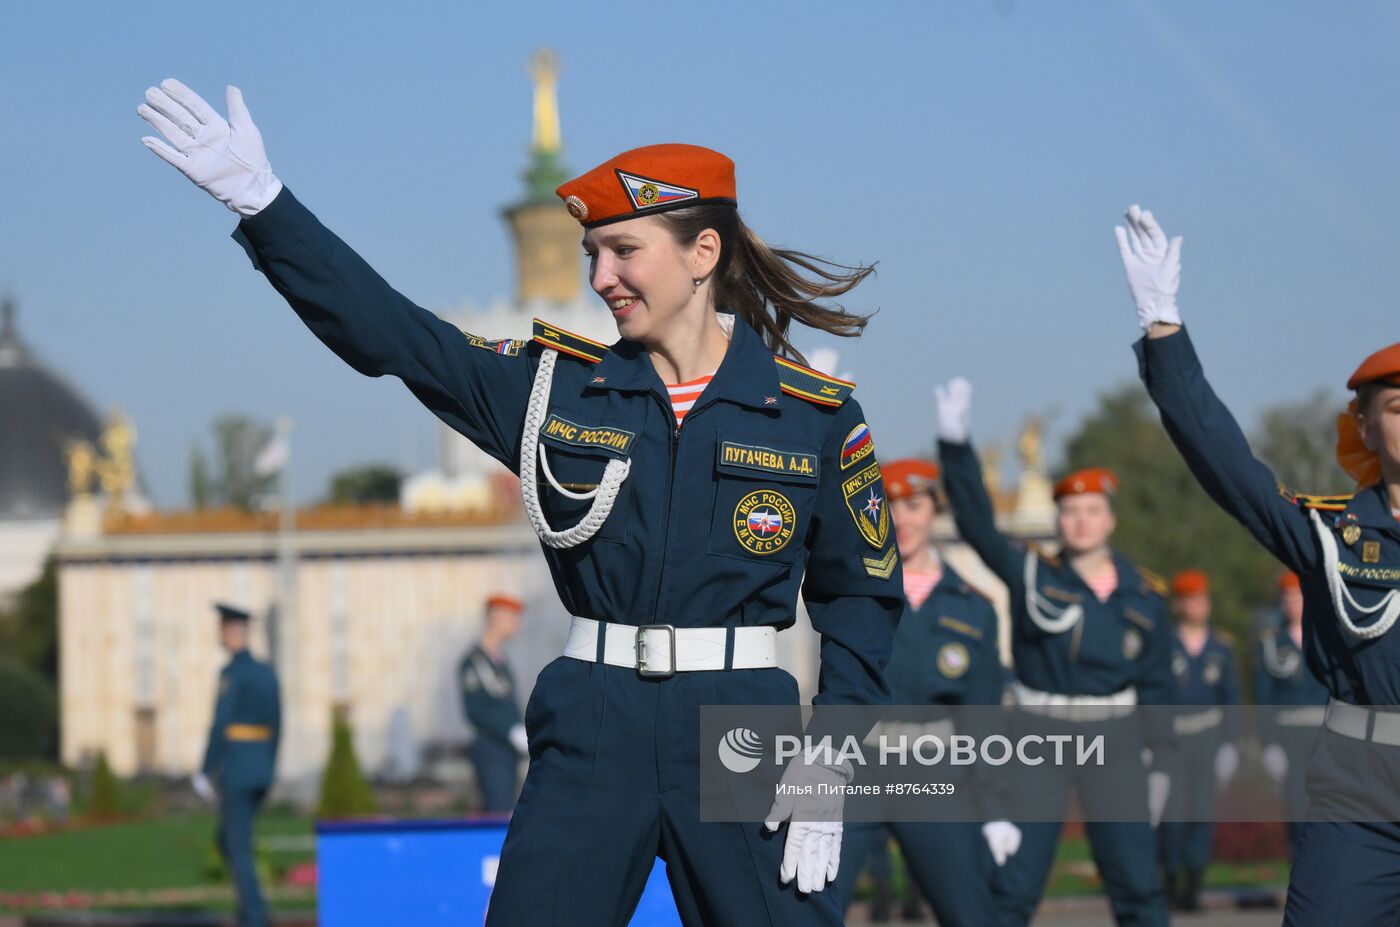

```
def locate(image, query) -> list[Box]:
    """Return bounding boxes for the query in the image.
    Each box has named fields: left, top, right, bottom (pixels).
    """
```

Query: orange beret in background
left=1171, top=569, right=1210, bottom=597
left=884, top=459, right=941, bottom=500
left=1277, top=571, right=1301, bottom=593
left=1053, top=467, right=1119, bottom=501
left=556, top=143, right=737, bottom=228
left=485, top=594, right=524, bottom=612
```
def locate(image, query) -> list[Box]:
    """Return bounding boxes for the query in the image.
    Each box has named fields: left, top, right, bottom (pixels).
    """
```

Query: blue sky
left=3, top=1, right=1397, bottom=505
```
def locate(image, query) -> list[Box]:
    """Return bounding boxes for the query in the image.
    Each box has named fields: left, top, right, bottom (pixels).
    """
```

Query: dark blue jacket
left=938, top=440, right=1175, bottom=707
left=1137, top=328, right=1400, bottom=705
left=460, top=643, right=522, bottom=745
left=232, top=189, right=901, bottom=707
left=1254, top=622, right=1328, bottom=708
left=202, top=650, right=280, bottom=791
left=886, top=566, right=1003, bottom=708
left=1170, top=630, right=1240, bottom=708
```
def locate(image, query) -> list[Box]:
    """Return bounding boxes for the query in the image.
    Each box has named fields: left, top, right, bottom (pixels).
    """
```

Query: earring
left=693, top=278, right=702, bottom=292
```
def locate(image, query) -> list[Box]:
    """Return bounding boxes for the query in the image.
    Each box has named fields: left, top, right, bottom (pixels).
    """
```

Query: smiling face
left=1056, top=492, right=1116, bottom=556
left=891, top=492, right=937, bottom=562
left=582, top=215, right=719, bottom=344
left=1358, top=384, right=1400, bottom=479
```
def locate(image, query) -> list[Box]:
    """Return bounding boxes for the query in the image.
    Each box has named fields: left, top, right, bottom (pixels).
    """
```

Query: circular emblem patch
left=638, top=183, right=660, bottom=205
left=565, top=195, right=589, bottom=221
left=1172, top=652, right=1188, bottom=678
left=937, top=642, right=970, bottom=679
left=1203, top=661, right=1221, bottom=686
left=733, top=489, right=797, bottom=556
left=1123, top=628, right=1143, bottom=660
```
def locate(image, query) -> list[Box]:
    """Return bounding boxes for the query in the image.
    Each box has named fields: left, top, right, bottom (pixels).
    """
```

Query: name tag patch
left=540, top=414, right=636, bottom=457
left=719, top=441, right=819, bottom=481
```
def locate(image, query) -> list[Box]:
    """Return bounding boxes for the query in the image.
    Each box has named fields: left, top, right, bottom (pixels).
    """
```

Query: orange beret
left=1171, top=569, right=1210, bottom=597
left=1277, top=571, right=1301, bottom=593
left=485, top=594, right=524, bottom=613
left=555, top=143, right=737, bottom=228
left=1347, top=341, right=1400, bottom=390
left=1053, top=467, right=1118, bottom=501
left=883, top=459, right=941, bottom=500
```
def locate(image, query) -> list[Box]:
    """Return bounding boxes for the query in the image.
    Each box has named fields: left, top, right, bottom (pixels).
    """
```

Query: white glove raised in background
left=1215, top=743, right=1239, bottom=785
left=764, top=756, right=852, bottom=893
left=1262, top=744, right=1289, bottom=783
left=191, top=772, right=215, bottom=803
left=508, top=724, right=529, bottom=756
left=1114, top=204, right=1183, bottom=330
left=982, top=819, right=1022, bottom=867
left=935, top=378, right=973, bottom=445
left=138, top=79, right=283, bottom=216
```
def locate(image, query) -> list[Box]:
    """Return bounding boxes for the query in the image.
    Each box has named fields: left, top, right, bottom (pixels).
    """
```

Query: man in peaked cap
left=198, top=603, right=281, bottom=927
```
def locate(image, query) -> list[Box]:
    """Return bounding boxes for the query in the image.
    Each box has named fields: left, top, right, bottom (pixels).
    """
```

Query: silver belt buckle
left=636, top=624, right=676, bottom=678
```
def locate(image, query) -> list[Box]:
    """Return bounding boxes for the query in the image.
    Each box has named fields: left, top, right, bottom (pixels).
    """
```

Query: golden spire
left=529, top=49, right=562, bottom=155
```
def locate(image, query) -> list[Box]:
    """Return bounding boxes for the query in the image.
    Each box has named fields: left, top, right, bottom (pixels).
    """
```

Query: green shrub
left=89, top=751, right=120, bottom=820
left=316, top=713, right=377, bottom=818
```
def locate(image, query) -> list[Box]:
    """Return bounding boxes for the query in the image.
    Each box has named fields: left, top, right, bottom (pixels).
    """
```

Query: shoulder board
left=1292, top=490, right=1353, bottom=512
left=1136, top=566, right=1168, bottom=597
left=774, top=356, right=855, bottom=407
left=532, top=318, right=608, bottom=364
left=1029, top=542, right=1062, bottom=569
left=1214, top=630, right=1235, bottom=646
left=957, top=581, right=994, bottom=604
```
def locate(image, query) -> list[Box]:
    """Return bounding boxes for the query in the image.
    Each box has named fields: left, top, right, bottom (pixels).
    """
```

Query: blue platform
left=316, top=818, right=682, bottom=926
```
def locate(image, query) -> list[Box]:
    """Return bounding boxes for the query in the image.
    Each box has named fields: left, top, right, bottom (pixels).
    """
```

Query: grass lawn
left=0, top=811, right=314, bottom=911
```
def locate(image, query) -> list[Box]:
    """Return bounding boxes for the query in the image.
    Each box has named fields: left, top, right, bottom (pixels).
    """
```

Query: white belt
left=1173, top=707, right=1223, bottom=736
left=562, top=617, right=778, bottom=676
left=1324, top=698, right=1400, bottom=747
left=1013, top=682, right=1138, bottom=721
left=1275, top=706, right=1326, bottom=728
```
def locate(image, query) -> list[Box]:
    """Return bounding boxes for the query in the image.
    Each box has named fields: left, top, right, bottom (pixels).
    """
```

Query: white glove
left=191, top=772, right=215, bottom=803
left=1114, top=204, right=1183, bottom=330
left=1214, top=742, right=1239, bottom=784
left=139, top=79, right=283, bottom=216
left=935, top=377, right=973, bottom=445
left=764, top=758, right=851, bottom=893
left=982, top=820, right=1022, bottom=866
left=1147, top=770, right=1170, bottom=828
left=508, top=724, right=529, bottom=756
left=1262, top=744, right=1289, bottom=783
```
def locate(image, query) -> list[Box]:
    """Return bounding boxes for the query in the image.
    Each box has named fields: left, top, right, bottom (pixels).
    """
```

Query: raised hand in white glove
left=764, top=757, right=852, bottom=893
left=1148, top=770, right=1171, bottom=828
left=1262, top=744, right=1289, bottom=783
left=935, top=378, right=973, bottom=445
left=191, top=772, right=215, bottom=803
left=1114, top=204, right=1183, bottom=330
left=138, top=79, right=283, bottom=216
left=983, top=820, right=1022, bottom=866
left=508, top=724, right=529, bottom=756
left=1214, top=743, right=1239, bottom=785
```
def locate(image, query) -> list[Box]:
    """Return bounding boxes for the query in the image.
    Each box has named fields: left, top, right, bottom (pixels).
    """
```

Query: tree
left=317, top=713, right=377, bottom=818
left=326, top=464, right=402, bottom=506
left=1253, top=388, right=1352, bottom=494
left=0, top=556, right=58, bottom=685
left=0, top=654, right=56, bottom=760
left=1059, top=383, right=1277, bottom=644
left=186, top=415, right=278, bottom=511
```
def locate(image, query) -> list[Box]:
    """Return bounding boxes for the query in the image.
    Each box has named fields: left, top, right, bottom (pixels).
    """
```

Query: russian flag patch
left=616, top=170, right=700, bottom=211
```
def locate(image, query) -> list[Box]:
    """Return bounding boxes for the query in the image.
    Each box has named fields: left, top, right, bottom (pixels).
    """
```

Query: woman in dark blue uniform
left=1157, top=569, right=1240, bottom=912
left=139, top=79, right=901, bottom=927
left=934, top=381, right=1175, bottom=927
left=1254, top=571, right=1328, bottom=855
left=1118, top=202, right=1400, bottom=925
left=831, top=459, right=1019, bottom=926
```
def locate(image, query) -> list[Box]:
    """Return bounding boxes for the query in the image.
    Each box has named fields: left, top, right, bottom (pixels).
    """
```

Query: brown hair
left=658, top=204, right=874, bottom=364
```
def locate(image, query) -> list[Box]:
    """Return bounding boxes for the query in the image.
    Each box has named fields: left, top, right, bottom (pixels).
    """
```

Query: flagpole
left=271, top=417, right=298, bottom=783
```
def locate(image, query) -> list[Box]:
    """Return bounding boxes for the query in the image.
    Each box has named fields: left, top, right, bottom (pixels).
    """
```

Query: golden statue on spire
left=529, top=49, right=562, bottom=155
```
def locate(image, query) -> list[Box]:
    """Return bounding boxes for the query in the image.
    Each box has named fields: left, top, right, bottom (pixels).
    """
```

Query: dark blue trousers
left=472, top=737, right=520, bottom=814
left=485, top=657, right=843, bottom=927
left=835, top=820, right=995, bottom=926
left=218, top=787, right=268, bottom=927
left=1158, top=730, right=1222, bottom=874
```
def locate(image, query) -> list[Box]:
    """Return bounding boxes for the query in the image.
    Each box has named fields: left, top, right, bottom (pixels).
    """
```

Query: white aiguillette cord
left=519, top=349, right=632, bottom=549
left=1023, top=550, right=1084, bottom=634
left=1309, top=509, right=1400, bottom=640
